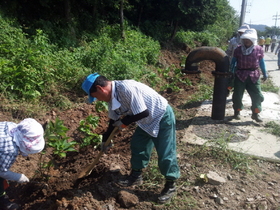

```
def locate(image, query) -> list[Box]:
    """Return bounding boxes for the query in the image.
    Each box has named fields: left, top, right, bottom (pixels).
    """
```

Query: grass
left=263, top=121, right=280, bottom=137
left=261, top=78, right=280, bottom=93
left=142, top=130, right=253, bottom=209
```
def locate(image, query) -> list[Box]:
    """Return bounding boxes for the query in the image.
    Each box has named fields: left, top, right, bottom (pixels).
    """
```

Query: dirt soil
left=2, top=45, right=280, bottom=210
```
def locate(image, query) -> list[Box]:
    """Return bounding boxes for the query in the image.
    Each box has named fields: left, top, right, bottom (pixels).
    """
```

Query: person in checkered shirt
left=230, top=29, right=268, bottom=122
left=0, top=118, right=45, bottom=210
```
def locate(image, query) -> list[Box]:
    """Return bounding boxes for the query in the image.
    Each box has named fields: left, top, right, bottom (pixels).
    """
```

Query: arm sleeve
left=102, top=109, right=149, bottom=142
left=121, top=109, right=149, bottom=125
left=0, top=170, right=21, bottom=181
left=102, top=119, right=115, bottom=142
left=230, top=57, right=237, bottom=73
left=259, top=58, right=267, bottom=77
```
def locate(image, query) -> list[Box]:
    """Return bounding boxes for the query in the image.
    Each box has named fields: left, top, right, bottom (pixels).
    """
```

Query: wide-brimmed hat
left=82, top=73, right=100, bottom=103
left=237, top=24, right=250, bottom=33
left=240, top=29, right=258, bottom=45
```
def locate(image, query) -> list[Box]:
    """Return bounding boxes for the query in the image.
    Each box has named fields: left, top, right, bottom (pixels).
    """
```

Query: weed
left=187, top=84, right=213, bottom=103
left=261, top=78, right=280, bottom=93
left=142, top=149, right=163, bottom=190
left=142, top=71, right=162, bottom=89
left=263, top=121, right=280, bottom=137
left=174, top=30, right=219, bottom=48
left=204, top=133, right=251, bottom=171
left=158, top=67, right=192, bottom=92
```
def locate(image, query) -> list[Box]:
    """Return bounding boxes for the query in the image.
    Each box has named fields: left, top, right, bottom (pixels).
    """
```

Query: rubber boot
left=0, top=194, right=19, bottom=210
left=158, top=180, right=176, bottom=204
left=118, top=170, right=143, bottom=187
left=233, top=110, right=241, bottom=120
left=251, top=113, right=263, bottom=122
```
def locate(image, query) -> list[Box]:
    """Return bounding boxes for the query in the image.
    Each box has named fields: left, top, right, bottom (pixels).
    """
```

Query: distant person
left=82, top=73, right=180, bottom=204
left=264, top=35, right=271, bottom=52
left=231, top=29, right=268, bottom=122
left=0, top=118, right=45, bottom=210
left=275, top=41, right=280, bottom=69
left=258, top=36, right=265, bottom=48
left=226, top=24, right=250, bottom=62
left=270, top=35, right=277, bottom=52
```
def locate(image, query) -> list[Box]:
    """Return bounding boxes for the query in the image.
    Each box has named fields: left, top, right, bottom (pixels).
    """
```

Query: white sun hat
left=10, top=118, right=45, bottom=156
left=240, top=28, right=258, bottom=45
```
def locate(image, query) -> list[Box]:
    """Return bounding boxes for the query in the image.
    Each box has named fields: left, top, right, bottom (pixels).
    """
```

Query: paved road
left=182, top=50, right=280, bottom=162
left=264, top=51, right=280, bottom=92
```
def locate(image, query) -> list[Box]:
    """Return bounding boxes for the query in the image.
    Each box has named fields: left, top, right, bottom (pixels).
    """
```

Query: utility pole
left=239, top=0, right=247, bottom=27
left=272, top=12, right=280, bottom=35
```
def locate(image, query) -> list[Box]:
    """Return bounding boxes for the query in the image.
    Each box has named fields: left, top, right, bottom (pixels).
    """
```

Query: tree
left=205, top=0, right=239, bottom=44
left=265, top=26, right=280, bottom=36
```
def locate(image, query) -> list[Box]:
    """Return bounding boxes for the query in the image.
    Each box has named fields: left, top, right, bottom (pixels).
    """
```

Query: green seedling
left=78, top=115, right=102, bottom=148
left=48, top=138, right=77, bottom=158
left=95, top=101, right=108, bottom=113
left=44, top=117, right=77, bottom=158
left=34, top=152, right=54, bottom=181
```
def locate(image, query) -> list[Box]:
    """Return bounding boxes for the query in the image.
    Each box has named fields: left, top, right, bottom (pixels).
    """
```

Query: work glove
left=113, top=120, right=127, bottom=131
left=101, top=141, right=113, bottom=153
left=18, top=174, right=29, bottom=183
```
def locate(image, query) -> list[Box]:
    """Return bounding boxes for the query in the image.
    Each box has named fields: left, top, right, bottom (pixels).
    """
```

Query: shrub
left=174, top=30, right=219, bottom=48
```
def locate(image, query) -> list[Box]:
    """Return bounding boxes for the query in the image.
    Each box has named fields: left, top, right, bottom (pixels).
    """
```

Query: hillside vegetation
left=0, top=0, right=241, bottom=118
left=1, top=2, right=280, bottom=210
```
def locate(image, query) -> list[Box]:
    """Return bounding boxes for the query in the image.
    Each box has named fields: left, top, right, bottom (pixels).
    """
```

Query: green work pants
left=232, top=76, right=264, bottom=113
left=130, top=105, right=180, bottom=181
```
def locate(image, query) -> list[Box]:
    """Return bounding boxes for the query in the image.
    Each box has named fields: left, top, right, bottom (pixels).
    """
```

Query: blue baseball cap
left=82, top=73, right=100, bottom=103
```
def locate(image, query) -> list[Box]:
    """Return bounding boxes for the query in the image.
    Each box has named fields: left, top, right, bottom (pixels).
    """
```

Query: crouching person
left=0, top=118, right=45, bottom=210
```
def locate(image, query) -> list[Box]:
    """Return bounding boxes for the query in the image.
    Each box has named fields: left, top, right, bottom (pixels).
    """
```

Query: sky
left=228, top=0, right=280, bottom=27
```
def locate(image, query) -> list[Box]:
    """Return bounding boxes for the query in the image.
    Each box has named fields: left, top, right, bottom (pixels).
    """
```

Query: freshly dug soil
left=2, top=47, right=280, bottom=210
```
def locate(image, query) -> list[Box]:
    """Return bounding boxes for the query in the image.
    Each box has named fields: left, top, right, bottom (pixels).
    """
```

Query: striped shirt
left=234, top=45, right=263, bottom=83
left=0, top=122, right=19, bottom=172
left=108, top=80, right=168, bottom=137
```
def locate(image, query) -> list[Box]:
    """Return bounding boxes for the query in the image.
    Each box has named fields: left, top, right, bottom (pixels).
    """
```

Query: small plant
left=187, top=84, right=213, bottom=103
left=78, top=115, right=102, bottom=148
left=95, top=101, right=108, bottom=113
left=35, top=152, right=54, bottom=181
left=44, top=117, right=77, bottom=158
left=142, top=71, right=161, bottom=89
left=158, top=67, right=192, bottom=92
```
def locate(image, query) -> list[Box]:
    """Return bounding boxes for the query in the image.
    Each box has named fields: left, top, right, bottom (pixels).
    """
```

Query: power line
left=272, top=12, right=280, bottom=27
left=272, top=12, right=280, bottom=35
